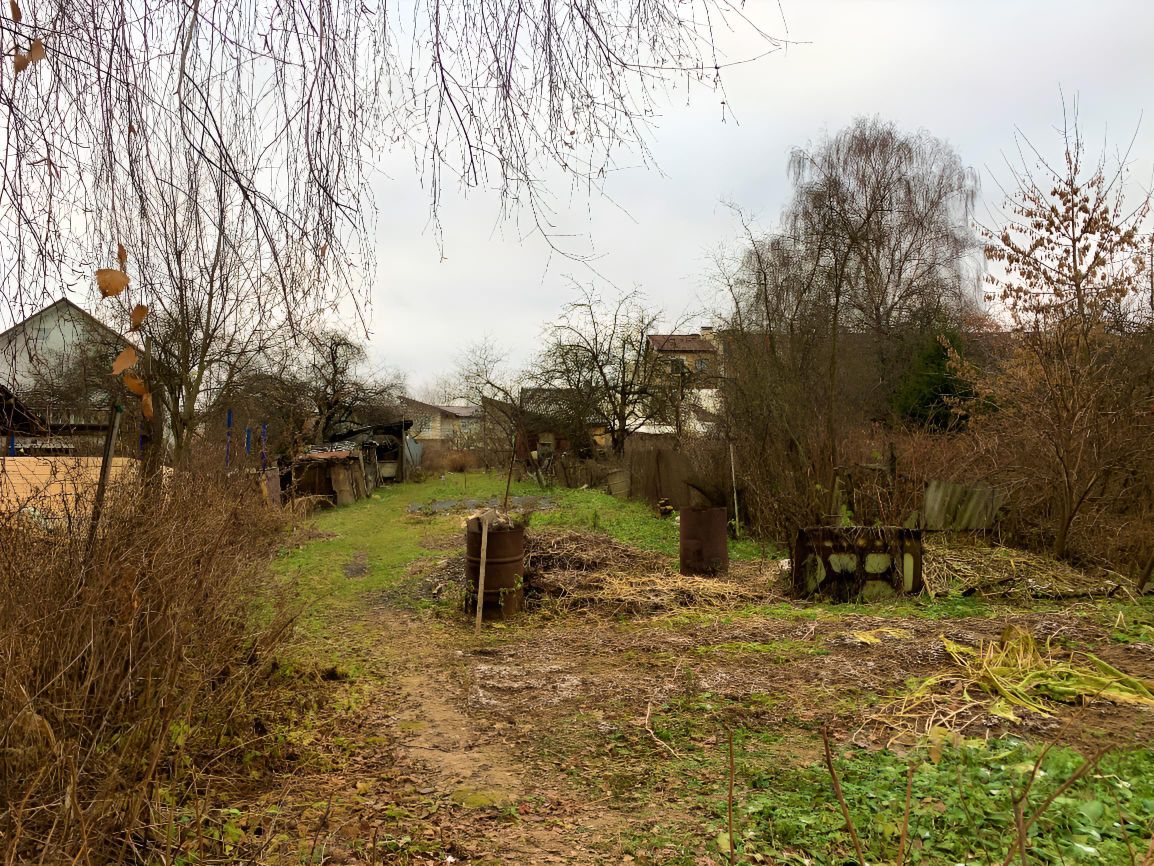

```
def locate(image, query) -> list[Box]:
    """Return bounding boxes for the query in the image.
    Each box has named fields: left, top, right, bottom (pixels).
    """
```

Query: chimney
left=700, top=325, right=713, bottom=336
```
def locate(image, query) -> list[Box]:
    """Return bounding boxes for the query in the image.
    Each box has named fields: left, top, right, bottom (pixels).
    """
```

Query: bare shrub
left=0, top=468, right=293, bottom=862
left=972, top=114, right=1154, bottom=562
left=424, top=448, right=482, bottom=474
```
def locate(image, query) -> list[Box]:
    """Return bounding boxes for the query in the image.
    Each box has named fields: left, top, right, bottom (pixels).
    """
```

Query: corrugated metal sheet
left=922, top=480, right=1001, bottom=531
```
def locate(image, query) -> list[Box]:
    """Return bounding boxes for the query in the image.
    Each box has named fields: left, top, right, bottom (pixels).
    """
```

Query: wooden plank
left=0, top=456, right=139, bottom=515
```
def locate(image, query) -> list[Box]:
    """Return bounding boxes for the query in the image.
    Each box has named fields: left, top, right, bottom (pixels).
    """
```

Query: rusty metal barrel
left=465, top=518, right=525, bottom=619
left=679, top=506, right=729, bottom=576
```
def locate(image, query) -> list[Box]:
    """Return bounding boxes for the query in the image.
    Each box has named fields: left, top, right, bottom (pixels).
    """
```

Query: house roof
left=647, top=334, right=718, bottom=354
left=437, top=404, right=480, bottom=418
left=0, top=296, right=130, bottom=350
left=400, top=396, right=481, bottom=418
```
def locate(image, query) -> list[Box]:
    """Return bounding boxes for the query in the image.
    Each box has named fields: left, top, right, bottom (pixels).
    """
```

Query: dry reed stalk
left=867, top=628, right=1154, bottom=740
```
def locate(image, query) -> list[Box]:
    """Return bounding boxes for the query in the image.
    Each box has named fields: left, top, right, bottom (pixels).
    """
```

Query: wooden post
left=474, top=513, right=491, bottom=635
left=399, top=415, right=406, bottom=482
left=225, top=407, right=233, bottom=468
left=729, top=442, right=741, bottom=539
left=85, top=402, right=124, bottom=558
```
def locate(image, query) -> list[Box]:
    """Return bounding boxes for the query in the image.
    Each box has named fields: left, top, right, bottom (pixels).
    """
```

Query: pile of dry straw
left=523, top=529, right=778, bottom=614
left=922, top=539, right=1127, bottom=600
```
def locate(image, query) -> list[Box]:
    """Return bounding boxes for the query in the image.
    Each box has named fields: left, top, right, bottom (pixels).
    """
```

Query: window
left=694, top=358, right=708, bottom=374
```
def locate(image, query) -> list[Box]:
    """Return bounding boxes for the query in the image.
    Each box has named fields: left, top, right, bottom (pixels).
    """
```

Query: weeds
left=741, top=739, right=1154, bottom=864
left=873, top=627, right=1154, bottom=740
left=0, top=467, right=293, bottom=862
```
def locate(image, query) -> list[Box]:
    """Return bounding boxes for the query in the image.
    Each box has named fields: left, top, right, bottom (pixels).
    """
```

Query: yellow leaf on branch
left=111, top=346, right=138, bottom=375
left=96, top=268, right=130, bottom=297
left=123, top=373, right=147, bottom=396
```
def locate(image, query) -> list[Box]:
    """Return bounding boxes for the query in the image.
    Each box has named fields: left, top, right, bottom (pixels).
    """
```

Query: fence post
left=85, top=402, right=124, bottom=558
left=225, top=408, right=233, bottom=468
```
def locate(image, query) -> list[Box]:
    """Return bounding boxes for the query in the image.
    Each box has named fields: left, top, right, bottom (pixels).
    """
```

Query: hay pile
left=524, top=528, right=665, bottom=575
left=523, top=529, right=778, bottom=614
left=923, top=540, right=1126, bottom=599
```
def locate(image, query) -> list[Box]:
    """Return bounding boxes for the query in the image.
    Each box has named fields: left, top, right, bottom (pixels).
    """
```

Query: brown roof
left=647, top=334, right=717, bottom=353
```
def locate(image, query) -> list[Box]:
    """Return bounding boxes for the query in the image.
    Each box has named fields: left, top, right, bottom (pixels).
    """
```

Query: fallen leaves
left=9, top=0, right=20, bottom=23
left=118, top=243, right=128, bottom=270
left=141, top=391, right=154, bottom=420
left=96, top=268, right=130, bottom=298
left=130, top=303, right=148, bottom=330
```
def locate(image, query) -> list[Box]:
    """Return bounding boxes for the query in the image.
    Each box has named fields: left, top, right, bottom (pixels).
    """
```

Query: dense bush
left=0, top=466, right=293, bottom=862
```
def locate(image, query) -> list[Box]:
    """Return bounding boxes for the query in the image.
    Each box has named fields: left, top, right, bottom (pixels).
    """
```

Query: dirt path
left=366, top=609, right=637, bottom=865
left=313, top=596, right=1154, bottom=865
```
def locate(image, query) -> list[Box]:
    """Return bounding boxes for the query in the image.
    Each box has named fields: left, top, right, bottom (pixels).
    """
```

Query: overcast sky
left=366, top=0, right=1154, bottom=394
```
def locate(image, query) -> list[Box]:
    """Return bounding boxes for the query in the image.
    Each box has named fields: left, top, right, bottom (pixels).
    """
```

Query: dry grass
left=923, top=538, right=1128, bottom=599
left=870, top=626, right=1154, bottom=745
left=524, top=527, right=667, bottom=575
left=524, top=528, right=780, bottom=615
left=0, top=465, right=294, bottom=863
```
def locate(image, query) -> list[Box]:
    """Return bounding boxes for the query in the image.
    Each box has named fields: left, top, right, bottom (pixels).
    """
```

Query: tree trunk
left=1053, top=502, right=1074, bottom=560
left=612, top=429, right=626, bottom=457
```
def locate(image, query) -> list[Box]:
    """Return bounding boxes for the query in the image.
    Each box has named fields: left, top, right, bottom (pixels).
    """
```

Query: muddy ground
left=242, top=518, right=1154, bottom=865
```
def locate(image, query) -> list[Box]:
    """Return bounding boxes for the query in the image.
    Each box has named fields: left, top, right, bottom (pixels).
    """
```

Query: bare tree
left=302, top=332, right=405, bottom=444
left=536, top=286, right=676, bottom=456
left=110, top=140, right=301, bottom=461
left=0, top=0, right=782, bottom=324
left=786, top=117, right=982, bottom=409
left=715, top=119, right=982, bottom=535
left=454, top=337, right=530, bottom=465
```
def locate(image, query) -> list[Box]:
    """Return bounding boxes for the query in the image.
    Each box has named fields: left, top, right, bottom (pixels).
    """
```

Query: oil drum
left=465, top=518, right=525, bottom=619
left=679, top=506, right=729, bottom=576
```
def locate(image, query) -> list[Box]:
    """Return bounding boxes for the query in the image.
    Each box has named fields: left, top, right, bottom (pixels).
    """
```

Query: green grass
left=1102, top=601, right=1154, bottom=645
left=736, top=739, right=1154, bottom=864
left=272, top=471, right=789, bottom=677
left=523, top=483, right=779, bottom=561
left=273, top=477, right=1154, bottom=864
left=275, top=472, right=779, bottom=611
left=626, top=692, right=1154, bottom=865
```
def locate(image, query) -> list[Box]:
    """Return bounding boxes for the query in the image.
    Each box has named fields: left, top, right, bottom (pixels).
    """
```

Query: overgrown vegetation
left=0, top=470, right=292, bottom=862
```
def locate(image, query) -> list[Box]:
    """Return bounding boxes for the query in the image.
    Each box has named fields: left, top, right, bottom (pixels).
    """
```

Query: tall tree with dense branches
left=976, top=114, right=1153, bottom=559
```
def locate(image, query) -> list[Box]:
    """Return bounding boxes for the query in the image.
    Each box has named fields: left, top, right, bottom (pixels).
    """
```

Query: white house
left=0, top=297, right=131, bottom=394
left=399, top=397, right=482, bottom=452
